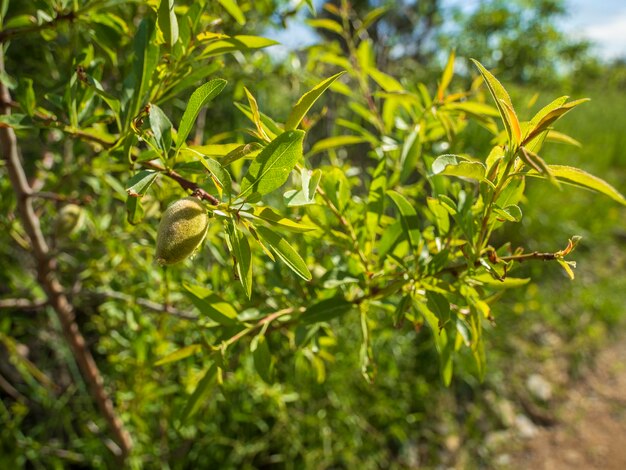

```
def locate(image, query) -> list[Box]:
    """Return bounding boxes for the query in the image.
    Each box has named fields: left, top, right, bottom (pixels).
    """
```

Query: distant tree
left=441, top=0, right=594, bottom=85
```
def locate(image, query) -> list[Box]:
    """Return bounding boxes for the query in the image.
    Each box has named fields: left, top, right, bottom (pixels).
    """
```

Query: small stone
left=527, top=373, right=553, bottom=402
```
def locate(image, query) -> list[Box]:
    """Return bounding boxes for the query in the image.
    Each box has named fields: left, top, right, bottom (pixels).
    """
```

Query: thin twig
left=222, top=307, right=303, bottom=348
left=0, top=298, right=47, bottom=310
left=0, top=10, right=77, bottom=43
left=0, top=52, right=133, bottom=460
left=92, top=290, right=197, bottom=320
left=142, top=160, right=220, bottom=205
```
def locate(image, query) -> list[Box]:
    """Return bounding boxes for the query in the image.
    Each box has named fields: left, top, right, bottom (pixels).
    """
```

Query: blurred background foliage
left=1, top=0, right=625, bottom=468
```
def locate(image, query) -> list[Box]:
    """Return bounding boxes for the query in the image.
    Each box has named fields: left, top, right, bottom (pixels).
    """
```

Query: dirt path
left=510, top=337, right=626, bottom=469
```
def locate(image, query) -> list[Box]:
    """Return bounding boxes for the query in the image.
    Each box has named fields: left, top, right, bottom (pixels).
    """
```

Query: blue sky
left=565, top=0, right=626, bottom=59
left=440, top=0, right=626, bottom=60
left=267, top=0, right=626, bottom=61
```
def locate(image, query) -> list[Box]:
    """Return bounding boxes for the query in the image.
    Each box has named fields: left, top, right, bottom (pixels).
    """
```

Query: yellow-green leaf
left=470, top=59, right=519, bottom=147
left=432, top=154, right=486, bottom=181
left=285, top=72, right=346, bottom=131
left=531, top=165, right=626, bottom=205
left=218, top=0, right=245, bottom=25
left=240, top=130, right=305, bottom=198
left=255, top=226, right=311, bottom=281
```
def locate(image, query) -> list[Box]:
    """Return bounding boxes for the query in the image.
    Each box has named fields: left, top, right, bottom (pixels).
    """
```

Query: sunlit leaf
left=256, top=226, right=311, bottom=280
left=528, top=165, right=626, bottom=205
left=387, top=190, right=421, bottom=249
left=225, top=220, right=252, bottom=298
left=154, top=344, right=202, bottom=366
left=246, top=206, right=318, bottom=232
left=176, top=79, right=227, bottom=150
left=240, top=130, right=305, bottom=198
left=470, top=59, right=520, bottom=146
left=179, top=363, right=217, bottom=425
left=285, top=72, right=346, bottom=131
left=183, top=283, right=239, bottom=325
left=126, top=170, right=158, bottom=197
left=303, top=297, right=353, bottom=324
left=218, top=0, right=245, bottom=25
left=157, top=0, right=178, bottom=47
left=432, top=154, right=486, bottom=181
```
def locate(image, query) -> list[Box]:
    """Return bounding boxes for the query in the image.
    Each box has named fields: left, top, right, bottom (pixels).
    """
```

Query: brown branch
left=0, top=52, right=132, bottom=460
left=223, top=307, right=303, bottom=348
left=92, top=290, right=197, bottom=320
left=440, top=249, right=562, bottom=277
left=0, top=298, right=47, bottom=310
left=142, top=160, right=220, bottom=205
left=499, top=251, right=558, bottom=263
left=0, top=10, right=77, bottom=43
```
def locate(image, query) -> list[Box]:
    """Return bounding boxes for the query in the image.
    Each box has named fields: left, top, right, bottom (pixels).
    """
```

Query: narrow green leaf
left=243, top=86, right=269, bottom=141
left=154, top=344, right=201, bottom=366
left=284, top=168, right=322, bottom=207
left=426, top=197, right=450, bottom=235
left=470, top=59, right=519, bottom=146
left=493, top=204, right=522, bottom=222
left=176, top=79, right=227, bottom=150
left=519, top=147, right=558, bottom=187
left=304, top=0, right=315, bottom=15
left=0, top=113, right=30, bottom=130
left=200, top=35, right=278, bottom=58
left=320, top=168, right=351, bottom=211
left=529, top=165, right=626, bottom=205
left=200, top=156, right=232, bottom=199
left=126, top=195, right=144, bottom=224
left=81, top=74, right=121, bottom=130
left=226, top=221, right=252, bottom=298
left=240, top=130, right=305, bottom=198
left=157, top=0, right=179, bottom=47
left=251, top=334, right=272, bottom=382
left=179, top=363, right=217, bottom=425
left=359, top=7, right=388, bottom=32
left=437, top=49, right=455, bottom=101
left=432, top=154, right=486, bottom=181
left=16, top=78, right=36, bottom=117
left=156, top=63, right=222, bottom=105
left=442, top=101, right=500, bottom=117
left=183, top=283, right=239, bottom=325
left=235, top=103, right=281, bottom=139
left=545, top=130, right=581, bottom=147
left=366, top=160, right=387, bottom=238
left=246, top=206, right=318, bottom=233
left=149, top=104, right=173, bottom=153
left=417, top=297, right=453, bottom=385
left=220, top=142, right=263, bottom=166
left=303, top=297, right=353, bottom=324
left=368, top=68, right=403, bottom=92
left=218, top=0, right=246, bottom=25
left=126, top=18, right=159, bottom=128
left=256, top=226, right=311, bottom=280
left=523, top=98, right=589, bottom=145
left=308, top=135, right=367, bottom=156
left=306, top=18, right=343, bottom=34
left=126, top=170, right=159, bottom=197
left=387, top=190, right=421, bottom=249
left=285, top=72, right=346, bottom=131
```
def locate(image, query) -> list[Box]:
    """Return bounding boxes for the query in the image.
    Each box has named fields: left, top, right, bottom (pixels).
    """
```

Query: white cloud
left=581, top=12, right=626, bottom=60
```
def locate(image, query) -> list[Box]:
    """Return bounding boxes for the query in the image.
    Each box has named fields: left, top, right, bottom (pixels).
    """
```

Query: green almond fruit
left=156, top=197, right=209, bottom=265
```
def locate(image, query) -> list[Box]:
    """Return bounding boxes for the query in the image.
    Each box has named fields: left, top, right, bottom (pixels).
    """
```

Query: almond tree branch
left=141, top=160, right=220, bottom=205
left=0, top=52, right=133, bottom=460
left=0, top=10, right=77, bottom=43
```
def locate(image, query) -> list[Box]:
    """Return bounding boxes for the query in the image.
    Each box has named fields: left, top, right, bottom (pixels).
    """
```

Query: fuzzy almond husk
left=156, top=197, right=209, bottom=265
